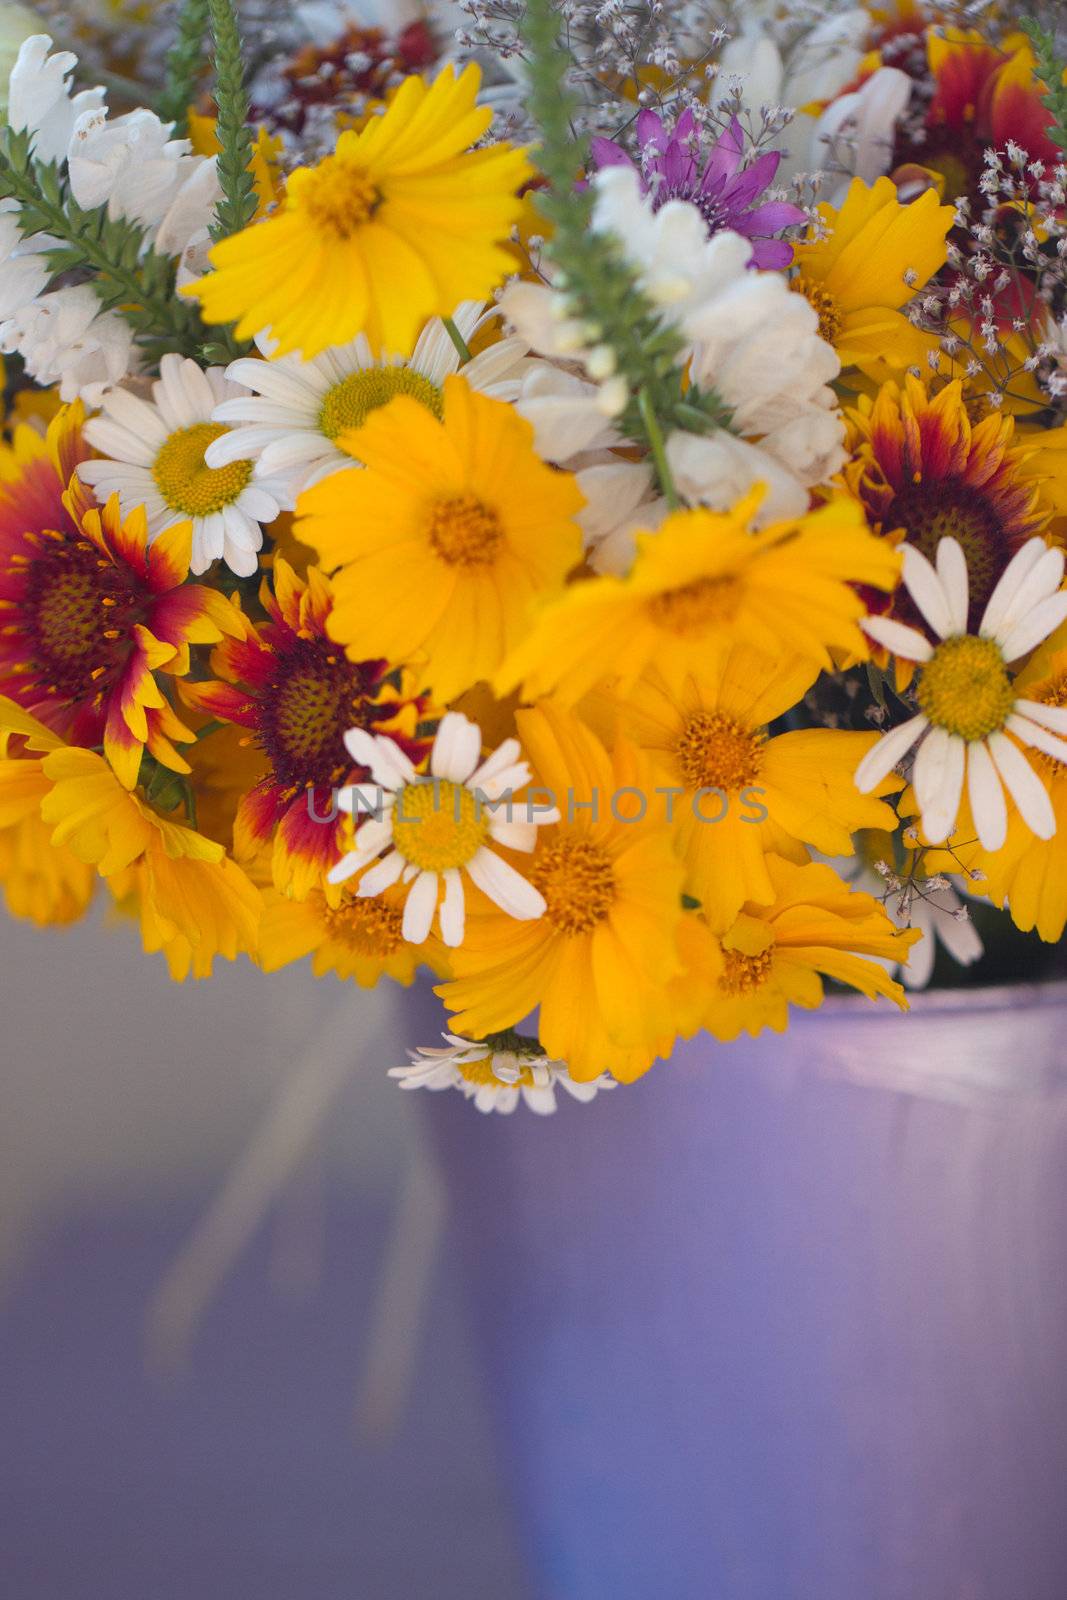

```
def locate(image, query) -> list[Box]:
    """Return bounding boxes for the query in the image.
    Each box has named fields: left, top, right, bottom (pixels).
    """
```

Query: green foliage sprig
left=0, top=125, right=206, bottom=363
left=207, top=0, right=258, bottom=241
left=1021, top=18, right=1067, bottom=152
left=158, top=0, right=212, bottom=132
left=520, top=0, right=733, bottom=506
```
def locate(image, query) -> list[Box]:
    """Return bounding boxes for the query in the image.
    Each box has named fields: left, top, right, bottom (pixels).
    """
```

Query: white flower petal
left=1005, top=712, right=1067, bottom=767
left=978, top=537, right=1048, bottom=637
left=439, top=868, right=466, bottom=947
left=355, top=847, right=406, bottom=896
left=987, top=731, right=1056, bottom=840
left=903, top=543, right=955, bottom=640
left=998, top=590, right=1067, bottom=663
left=466, top=847, right=546, bottom=920
left=1014, top=697, right=1067, bottom=736
left=854, top=714, right=927, bottom=792
left=860, top=614, right=934, bottom=662
left=402, top=871, right=440, bottom=944
left=914, top=726, right=965, bottom=843
left=936, top=537, right=970, bottom=634
left=966, top=737, right=1007, bottom=852
left=430, top=712, right=482, bottom=784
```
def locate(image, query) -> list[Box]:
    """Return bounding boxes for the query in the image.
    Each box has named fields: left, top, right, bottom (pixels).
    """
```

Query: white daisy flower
left=204, top=303, right=531, bottom=508
left=855, top=536, right=1067, bottom=851
left=390, top=1032, right=615, bottom=1115
left=77, top=354, right=287, bottom=577
left=329, top=711, right=559, bottom=948
left=6, top=33, right=104, bottom=164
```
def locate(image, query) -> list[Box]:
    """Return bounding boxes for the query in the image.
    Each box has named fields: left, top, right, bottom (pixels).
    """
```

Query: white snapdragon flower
left=67, top=106, right=204, bottom=228
left=0, top=282, right=133, bottom=405
left=6, top=33, right=104, bottom=163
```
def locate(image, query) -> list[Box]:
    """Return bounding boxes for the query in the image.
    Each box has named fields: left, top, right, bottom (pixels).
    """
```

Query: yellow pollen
left=530, top=837, right=616, bottom=935
left=152, top=423, right=253, bottom=516
left=323, top=894, right=404, bottom=957
left=300, top=152, right=381, bottom=238
left=457, top=1054, right=539, bottom=1089
left=791, top=274, right=842, bottom=344
left=719, top=945, right=773, bottom=996
left=391, top=780, right=489, bottom=871
left=321, top=367, right=444, bottom=443
left=426, top=494, right=503, bottom=567
left=645, top=575, right=741, bottom=635
left=676, top=712, right=764, bottom=791
left=916, top=634, right=1015, bottom=741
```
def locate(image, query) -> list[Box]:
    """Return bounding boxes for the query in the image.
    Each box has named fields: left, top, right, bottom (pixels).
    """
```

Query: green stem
left=638, top=385, right=678, bottom=509
left=441, top=315, right=472, bottom=365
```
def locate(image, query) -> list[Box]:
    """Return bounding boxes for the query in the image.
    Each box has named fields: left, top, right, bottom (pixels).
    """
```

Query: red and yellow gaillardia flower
left=841, top=375, right=1054, bottom=658
left=890, top=28, right=1060, bottom=205
left=182, top=559, right=430, bottom=900
left=0, top=405, right=242, bottom=789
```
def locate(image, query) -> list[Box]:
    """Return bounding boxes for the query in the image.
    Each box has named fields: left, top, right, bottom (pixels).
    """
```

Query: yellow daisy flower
left=589, top=647, right=903, bottom=929
left=0, top=709, right=95, bottom=927
left=0, top=700, right=262, bottom=980
left=496, top=490, right=901, bottom=705
left=699, top=855, right=919, bottom=1041
left=436, top=704, right=718, bottom=1083
left=184, top=64, right=532, bottom=358
left=258, top=879, right=448, bottom=986
left=295, top=377, right=585, bottom=701
left=791, top=177, right=953, bottom=376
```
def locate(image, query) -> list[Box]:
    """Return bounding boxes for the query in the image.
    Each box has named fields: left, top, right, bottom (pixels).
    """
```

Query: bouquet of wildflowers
left=3, top=0, right=1067, bottom=1112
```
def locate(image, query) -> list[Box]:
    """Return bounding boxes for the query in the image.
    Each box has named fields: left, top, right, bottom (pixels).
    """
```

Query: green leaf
left=207, top=0, right=258, bottom=241
left=158, top=0, right=212, bottom=133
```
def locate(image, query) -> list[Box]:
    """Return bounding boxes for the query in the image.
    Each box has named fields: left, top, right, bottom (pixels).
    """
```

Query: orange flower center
left=645, top=574, right=741, bottom=635
left=1023, top=668, right=1067, bottom=776
left=16, top=533, right=142, bottom=704
left=530, top=837, right=616, bottom=935
left=457, top=1053, right=540, bottom=1089
left=300, top=151, right=382, bottom=238
left=323, top=892, right=405, bottom=956
left=791, top=275, right=842, bottom=344
left=719, top=945, right=773, bottom=996
left=427, top=494, right=504, bottom=567
left=676, top=712, right=764, bottom=791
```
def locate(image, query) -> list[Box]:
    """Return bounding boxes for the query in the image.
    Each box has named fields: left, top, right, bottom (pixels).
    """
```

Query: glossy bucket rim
left=794, top=976, right=1067, bottom=1024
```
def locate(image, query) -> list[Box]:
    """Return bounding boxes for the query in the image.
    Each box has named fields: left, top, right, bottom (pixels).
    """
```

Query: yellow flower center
left=320, top=367, right=444, bottom=443
left=916, top=634, right=1015, bottom=741
left=426, top=494, right=503, bottom=567
left=719, top=945, right=773, bottom=996
left=299, top=150, right=381, bottom=239
left=791, top=274, right=842, bottom=344
left=391, top=780, right=489, bottom=871
left=457, top=1054, right=539, bottom=1089
left=645, top=574, right=741, bottom=635
left=323, top=893, right=404, bottom=956
left=152, top=423, right=253, bottom=517
left=676, top=712, right=764, bottom=791
left=530, top=837, right=616, bottom=935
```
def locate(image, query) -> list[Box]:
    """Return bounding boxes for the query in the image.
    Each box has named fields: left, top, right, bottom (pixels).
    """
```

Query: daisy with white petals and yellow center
left=389, top=1033, right=615, bottom=1115
left=204, top=304, right=531, bottom=506
left=329, top=712, right=557, bottom=946
left=855, top=537, right=1067, bottom=851
left=76, top=354, right=287, bottom=576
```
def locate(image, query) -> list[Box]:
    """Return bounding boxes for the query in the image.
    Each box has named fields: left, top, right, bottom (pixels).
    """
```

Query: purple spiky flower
left=590, top=110, right=805, bottom=270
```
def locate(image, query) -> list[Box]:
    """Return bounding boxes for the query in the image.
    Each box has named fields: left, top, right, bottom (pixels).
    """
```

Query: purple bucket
left=410, top=980, right=1067, bottom=1600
